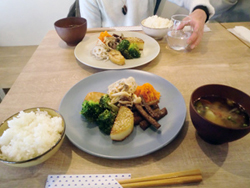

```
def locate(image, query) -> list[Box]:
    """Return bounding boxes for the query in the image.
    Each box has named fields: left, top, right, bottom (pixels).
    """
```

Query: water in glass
left=167, top=30, right=192, bottom=51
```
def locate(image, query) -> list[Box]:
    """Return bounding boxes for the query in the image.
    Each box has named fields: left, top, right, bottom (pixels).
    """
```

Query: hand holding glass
left=167, top=14, right=193, bottom=51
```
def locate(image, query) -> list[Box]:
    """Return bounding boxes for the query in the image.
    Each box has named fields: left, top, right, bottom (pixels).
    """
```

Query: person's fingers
left=188, top=30, right=198, bottom=45
left=186, top=9, right=206, bottom=49
left=187, top=20, right=204, bottom=49
left=189, top=32, right=202, bottom=49
left=176, top=22, right=185, bottom=30
left=176, top=17, right=191, bottom=30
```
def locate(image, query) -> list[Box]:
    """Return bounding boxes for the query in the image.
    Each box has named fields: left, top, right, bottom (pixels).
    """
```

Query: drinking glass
left=166, top=14, right=193, bottom=51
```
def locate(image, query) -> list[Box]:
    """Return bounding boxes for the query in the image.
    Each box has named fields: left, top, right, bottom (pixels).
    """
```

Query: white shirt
left=79, top=0, right=215, bottom=28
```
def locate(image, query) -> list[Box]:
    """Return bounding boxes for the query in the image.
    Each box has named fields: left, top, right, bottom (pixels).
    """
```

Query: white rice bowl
left=141, top=15, right=173, bottom=39
left=142, top=15, right=173, bottom=29
left=0, top=108, right=64, bottom=162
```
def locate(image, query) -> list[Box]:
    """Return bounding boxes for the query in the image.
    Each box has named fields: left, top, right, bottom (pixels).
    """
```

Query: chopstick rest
left=118, top=169, right=202, bottom=187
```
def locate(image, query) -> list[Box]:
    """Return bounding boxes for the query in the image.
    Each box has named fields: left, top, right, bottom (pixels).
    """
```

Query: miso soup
left=194, top=96, right=249, bottom=129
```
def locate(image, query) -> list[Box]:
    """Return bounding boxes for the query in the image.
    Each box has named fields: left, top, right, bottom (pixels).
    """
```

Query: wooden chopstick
left=87, top=27, right=115, bottom=33
left=118, top=169, right=202, bottom=188
left=120, top=175, right=202, bottom=188
left=118, top=169, right=201, bottom=184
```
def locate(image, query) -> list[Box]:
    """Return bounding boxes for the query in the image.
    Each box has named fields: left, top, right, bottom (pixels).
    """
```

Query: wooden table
left=1, top=22, right=250, bottom=188
left=0, top=46, right=37, bottom=102
left=220, top=22, right=250, bottom=47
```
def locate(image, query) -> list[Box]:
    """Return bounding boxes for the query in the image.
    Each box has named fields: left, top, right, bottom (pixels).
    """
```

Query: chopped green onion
left=227, top=116, right=236, bottom=123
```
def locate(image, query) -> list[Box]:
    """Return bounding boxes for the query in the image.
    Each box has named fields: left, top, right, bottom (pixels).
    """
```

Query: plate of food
left=59, top=70, right=186, bottom=159
left=74, top=31, right=160, bottom=69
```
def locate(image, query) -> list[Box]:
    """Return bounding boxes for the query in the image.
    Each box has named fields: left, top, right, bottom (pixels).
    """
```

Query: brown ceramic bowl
left=190, top=84, right=250, bottom=145
left=54, top=17, right=87, bottom=46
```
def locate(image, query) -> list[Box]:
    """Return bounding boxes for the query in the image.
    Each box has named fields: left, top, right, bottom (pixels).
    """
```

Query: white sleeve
left=168, top=0, right=215, bottom=18
left=79, top=0, right=102, bottom=28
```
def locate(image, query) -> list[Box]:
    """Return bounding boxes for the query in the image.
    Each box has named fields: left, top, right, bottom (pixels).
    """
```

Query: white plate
left=59, top=70, right=186, bottom=159
left=74, top=32, right=160, bottom=69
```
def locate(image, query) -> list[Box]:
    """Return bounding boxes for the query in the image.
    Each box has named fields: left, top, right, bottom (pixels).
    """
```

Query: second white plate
left=74, top=32, right=160, bottom=69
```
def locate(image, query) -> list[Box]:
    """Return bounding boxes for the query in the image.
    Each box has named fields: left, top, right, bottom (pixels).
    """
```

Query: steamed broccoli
left=116, top=39, right=130, bottom=52
left=80, top=95, right=119, bottom=135
left=80, top=100, right=104, bottom=122
left=97, top=109, right=116, bottom=134
left=128, top=43, right=141, bottom=58
left=121, top=50, right=133, bottom=59
left=116, top=40, right=133, bottom=59
left=116, top=39, right=141, bottom=59
left=99, top=94, right=119, bottom=114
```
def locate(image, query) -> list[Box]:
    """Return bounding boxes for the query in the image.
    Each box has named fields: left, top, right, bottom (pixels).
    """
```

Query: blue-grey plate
left=59, top=70, right=186, bottom=159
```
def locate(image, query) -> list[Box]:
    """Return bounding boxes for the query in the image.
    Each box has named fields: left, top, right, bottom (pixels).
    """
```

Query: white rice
left=143, top=15, right=173, bottom=28
left=0, top=109, right=63, bottom=162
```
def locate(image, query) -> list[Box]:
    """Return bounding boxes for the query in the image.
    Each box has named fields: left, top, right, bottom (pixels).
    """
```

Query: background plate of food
left=74, top=31, right=160, bottom=69
left=59, top=70, right=186, bottom=159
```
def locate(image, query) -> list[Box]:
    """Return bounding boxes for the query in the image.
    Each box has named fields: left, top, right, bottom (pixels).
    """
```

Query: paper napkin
left=204, top=24, right=211, bottom=32
left=45, top=174, right=131, bottom=188
left=228, top=26, right=250, bottom=43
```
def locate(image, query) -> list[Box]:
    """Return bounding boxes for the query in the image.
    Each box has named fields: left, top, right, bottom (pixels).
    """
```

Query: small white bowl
left=141, top=19, right=170, bottom=40
left=0, top=107, right=65, bottom=167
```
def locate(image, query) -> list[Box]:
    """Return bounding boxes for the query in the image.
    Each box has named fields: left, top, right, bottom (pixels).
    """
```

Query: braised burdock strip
left=131, top=99, right=159, bottom=112
left=140, top=108, right=168, bottom=130
left=135, top=103, right=161, bottom=129
left=145, top=99, right=159, bottom=110
left=140, top=95, right=160, bottom=119
left=133, top=111, right=144, bottom=125
left=133, top=102, right=159, bottom=125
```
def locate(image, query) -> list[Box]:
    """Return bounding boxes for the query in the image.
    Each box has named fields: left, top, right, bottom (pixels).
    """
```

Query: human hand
left=178, top=9, right=207, bottom=49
